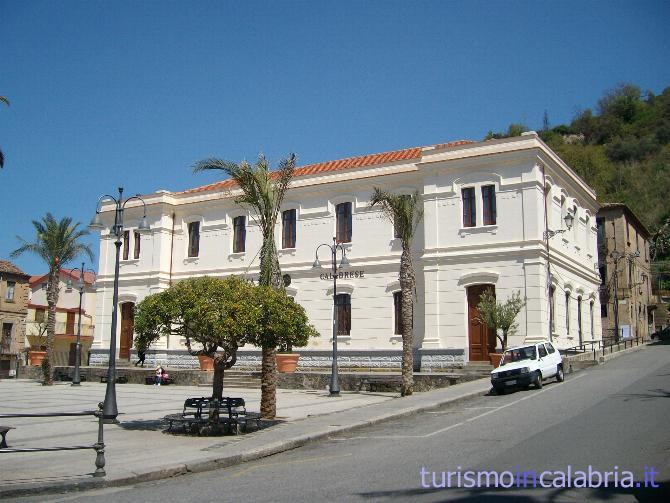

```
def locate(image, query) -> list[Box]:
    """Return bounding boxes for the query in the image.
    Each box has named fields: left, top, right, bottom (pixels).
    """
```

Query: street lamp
left=543, top=212, right=575, bottom=240
left=66, top=263, right=96, bottom=386
left=312, top=237, right=350, bottom=397
left=89, top=187, right=150, bottom=422
left=609, top=250, right=640, bottom=342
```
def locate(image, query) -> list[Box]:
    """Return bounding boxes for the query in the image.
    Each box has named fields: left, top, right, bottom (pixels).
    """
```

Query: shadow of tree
left=117, top=419, right=166, bottom=431
left=614, top=388, right=670, bottom=401
left=358, top=479, right=669, bottom=501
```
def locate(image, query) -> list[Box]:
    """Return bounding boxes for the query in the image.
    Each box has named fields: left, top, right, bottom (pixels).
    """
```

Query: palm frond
left=0, top=96, right=9, bottom=106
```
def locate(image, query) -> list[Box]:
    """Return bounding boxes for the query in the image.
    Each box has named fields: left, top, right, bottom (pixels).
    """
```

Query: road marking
left=229, top=452, right=353, bottom=479
left=334, top=373, right=586, bottom=441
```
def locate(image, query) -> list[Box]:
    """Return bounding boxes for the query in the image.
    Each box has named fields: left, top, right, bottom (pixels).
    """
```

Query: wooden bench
left=165, top=397, right=260, bottom=434
left=359, top=375, right=403, bottom=392
left=144, top=373, right=174, bottom=385
left=100, top=373, right=128, bottom=384
left=0, top=426, right=14, bottom=448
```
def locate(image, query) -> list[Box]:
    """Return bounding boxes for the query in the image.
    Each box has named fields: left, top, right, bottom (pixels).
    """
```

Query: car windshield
left=503, top=346, right=537, bottom=364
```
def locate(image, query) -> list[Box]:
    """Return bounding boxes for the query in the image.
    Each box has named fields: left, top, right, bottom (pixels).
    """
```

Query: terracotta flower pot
left=29, top=350, right=47, bottom=367
left=276, top=353, right=300, bottom=373
left=489, top=353, right=504, bottom=368
left=198, top=355, right=214, bottom=371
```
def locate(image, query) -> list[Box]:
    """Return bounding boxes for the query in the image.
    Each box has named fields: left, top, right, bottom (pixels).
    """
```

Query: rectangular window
left=233, top=216, right=246, bottom=253
left=565, top=292, right=570, bottom=334
left=462, top=187, right=476, bottom=227
left=590, top=301, right=595, bottom=337
left=133, top=231, right=141, bottom=259
left=335, top=294, right=351, bottom=336
left=394, top=292, right=402, bottom=335
left=122, top=230, right=130, bottom=260
left=35, top=308, right=45, bottom=322
left=336, top=202, right=352, bottom=243
left=1, top=323, right=11, bottom=353
left=482, top=185, right=496, bottom=225
left=188, top=221, right=200, bottom=257
left=282, top=209, right=296, bottom=249
left=596, top=218, right=605, bottom=246
left=5, top=281, right=15, bottom=301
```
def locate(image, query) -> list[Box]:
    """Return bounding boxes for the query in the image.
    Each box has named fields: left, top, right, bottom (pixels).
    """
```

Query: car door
left=545, top=342, right=561, bottom=371
left=537, top=344, right=555, bottom=378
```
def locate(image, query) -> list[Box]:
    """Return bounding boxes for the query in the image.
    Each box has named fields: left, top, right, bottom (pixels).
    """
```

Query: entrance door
left=68, top=342, right=79, bottom=366
left=467, top=284, right=496, bottom=362
left=120, top=302, right=134, bottom=360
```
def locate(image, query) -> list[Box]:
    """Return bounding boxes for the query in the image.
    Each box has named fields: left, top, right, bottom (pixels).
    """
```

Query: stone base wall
left=88, top=348, right=466, bottom=372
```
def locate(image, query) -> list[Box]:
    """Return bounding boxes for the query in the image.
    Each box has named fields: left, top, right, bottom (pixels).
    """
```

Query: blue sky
left=1, top=0, right=669, bottom=274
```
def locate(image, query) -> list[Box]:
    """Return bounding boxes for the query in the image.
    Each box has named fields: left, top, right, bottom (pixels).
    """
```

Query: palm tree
left=11, top=213, right=94, bottom=384
left=370, top=188, right=424, bottom=396
left=194, top=154, right=295, bottom=418
left=1, top=96, right=9, bottom=168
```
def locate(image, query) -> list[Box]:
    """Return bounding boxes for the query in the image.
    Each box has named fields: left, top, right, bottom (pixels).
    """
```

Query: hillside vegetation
left=486, top=84, right=670, bottom=259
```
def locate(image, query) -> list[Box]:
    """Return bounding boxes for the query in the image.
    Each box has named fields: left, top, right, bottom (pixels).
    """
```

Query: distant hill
left=486, top=84, right=670, bottom=258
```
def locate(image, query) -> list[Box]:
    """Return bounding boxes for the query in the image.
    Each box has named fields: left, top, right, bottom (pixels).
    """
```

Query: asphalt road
left=13, top=343, right=670, bottom=502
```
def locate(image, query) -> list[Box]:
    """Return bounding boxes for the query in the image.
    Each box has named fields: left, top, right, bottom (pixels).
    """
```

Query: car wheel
left=556, top=366, right=564, bottom=382
left=533, top=371, right=543, bottom=389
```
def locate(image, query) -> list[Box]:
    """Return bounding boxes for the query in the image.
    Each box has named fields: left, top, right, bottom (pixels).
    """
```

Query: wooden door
left=120, top=303, right=134, bottom=360
left=66, top=312, right=75, bottom=334
left=68, top=342, right=79, bottom=366
left=468, top=285, right=496, bottom=361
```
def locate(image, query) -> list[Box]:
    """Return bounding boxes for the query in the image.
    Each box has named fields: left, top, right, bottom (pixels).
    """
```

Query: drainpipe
left=541, top=163, right=553, bottom=342
left=169, top=212, right=175, bottom=286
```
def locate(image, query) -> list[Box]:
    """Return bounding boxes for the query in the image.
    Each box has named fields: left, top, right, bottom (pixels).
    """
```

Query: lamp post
left=312, top=237, right=350, bottom=397
left=89, top=187, right=150, bottom=422
left=67, top=263, right=96, bottom=386
left=543, top=211, right=575, bottom=341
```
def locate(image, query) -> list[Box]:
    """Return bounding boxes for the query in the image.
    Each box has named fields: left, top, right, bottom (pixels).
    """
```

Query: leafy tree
left=134, top=277, right=317, bottom=411
left=193, top=154, right=295, bottom=418
left=370, top=189, right=424, bottom=396
left=134, top=276, right=261, bottom=400
left=1, top=96, right=9, bottom=168
left=11, top=214, right=94, bottom=384
left=476, top=290, right=526, bottom=351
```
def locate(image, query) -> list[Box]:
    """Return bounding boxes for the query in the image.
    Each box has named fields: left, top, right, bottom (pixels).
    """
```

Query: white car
left=490, top=341, right=564, bottom=393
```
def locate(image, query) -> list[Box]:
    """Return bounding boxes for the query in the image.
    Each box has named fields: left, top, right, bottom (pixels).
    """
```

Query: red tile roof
left=29, top=268, right=96, bottom=287
left=181, top=140, right=474, bottom=195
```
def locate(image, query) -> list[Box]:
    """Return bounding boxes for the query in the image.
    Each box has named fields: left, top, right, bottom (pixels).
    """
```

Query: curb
left=0, top=383, right=490, bottom=499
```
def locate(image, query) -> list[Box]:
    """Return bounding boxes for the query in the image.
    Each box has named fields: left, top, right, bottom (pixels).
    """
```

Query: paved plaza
left=0, top=377, right=491, bottom=497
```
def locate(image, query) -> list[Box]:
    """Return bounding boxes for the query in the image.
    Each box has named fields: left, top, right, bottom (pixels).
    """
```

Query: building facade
left=27, top=269, right=97, bottom=366
left=0, top=260, right=30, bottom=378
left=596, top=203, right=653, bottom=341
left=91, top=133, right=602, bottom=370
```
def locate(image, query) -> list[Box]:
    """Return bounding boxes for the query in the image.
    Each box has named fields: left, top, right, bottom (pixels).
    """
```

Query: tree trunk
left=212, top=354, right=227, bottom=400
left=399, top=245, right=414, bottom=396
left=44, top=268, right=60, bottom=385
left=259, top=226, right=282, bottom=419
left=260, top=345, right=277, bottom=418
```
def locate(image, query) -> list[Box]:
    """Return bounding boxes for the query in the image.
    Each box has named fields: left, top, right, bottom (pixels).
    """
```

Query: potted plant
left=198, top=354, right=215, bottom=371
left=276, top=343, right=300, bottom=373
left=28, top=320, right=48, bottom=366
left=476, top=290, right=526, bottom=368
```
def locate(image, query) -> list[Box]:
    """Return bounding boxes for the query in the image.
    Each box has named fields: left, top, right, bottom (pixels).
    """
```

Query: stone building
left=596, top=203, right=653, bottom=341
left=0, top=260, right=30, bottom=378
left=91, top=132, right=602, bottom=370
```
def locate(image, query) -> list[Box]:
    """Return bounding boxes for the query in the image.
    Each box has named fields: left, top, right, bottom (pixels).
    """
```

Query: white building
left=91, top=133, right=602, bottom=370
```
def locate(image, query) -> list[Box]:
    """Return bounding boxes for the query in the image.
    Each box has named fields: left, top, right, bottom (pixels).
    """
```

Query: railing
left=26, top=321, right=95, bottom=337
left=0, top=402, right=106, bottom=477
left=561, top=336, right=646, bottom=361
